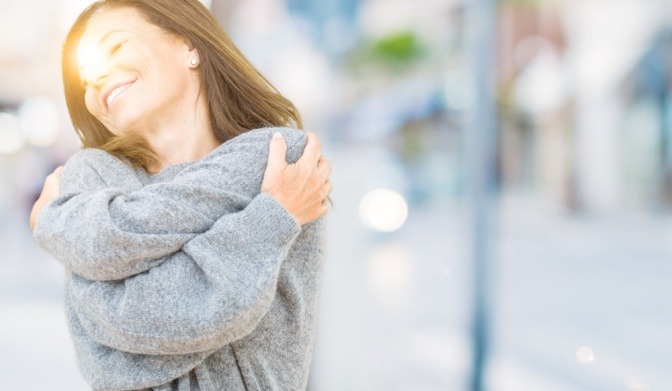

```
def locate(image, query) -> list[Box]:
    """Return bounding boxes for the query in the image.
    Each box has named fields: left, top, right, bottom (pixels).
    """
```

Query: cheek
left=84, top=90, right=103, bottom=119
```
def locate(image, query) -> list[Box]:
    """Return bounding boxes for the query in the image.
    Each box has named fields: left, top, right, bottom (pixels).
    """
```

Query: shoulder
left=170, top=127, right=308, bottom=192
left=243, top=126, right=307, bottom=148
left=64, top=147, right=128, bottom=171
left=65, top=147, right=108, bottom=166
left=60, top=148, right=109, bottom=189
left=207, top=126, right=308, bottom=165
left=61, top=148, right=139, bottom=191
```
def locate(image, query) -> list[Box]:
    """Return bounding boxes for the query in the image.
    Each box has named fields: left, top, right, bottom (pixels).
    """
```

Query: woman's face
left=77, top=7, right=199, bottom=136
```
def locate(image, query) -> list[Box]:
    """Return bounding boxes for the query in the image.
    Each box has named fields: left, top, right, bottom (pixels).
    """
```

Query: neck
left=142, top=90, right=221, bottom=174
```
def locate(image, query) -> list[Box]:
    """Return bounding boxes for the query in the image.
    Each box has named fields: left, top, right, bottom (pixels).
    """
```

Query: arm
left=31, top=147, right=215, bottom=280
left=33, top=128, right=305, bottom=281
left=69, top=190, right=302, bottom=355
left=63, top=290, right=216, bottom=391
left=42, top=128, right=323, bottom=354
left=66, top=130, right=308, bottom=355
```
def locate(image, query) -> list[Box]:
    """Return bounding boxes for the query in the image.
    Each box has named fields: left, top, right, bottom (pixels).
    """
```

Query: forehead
left=78, top=7, right=157, bottom=46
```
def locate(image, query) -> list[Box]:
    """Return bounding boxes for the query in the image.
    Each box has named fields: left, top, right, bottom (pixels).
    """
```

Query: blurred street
left=2, top=0, right=671, bottom=389
left=3, top=142, right=671, bottom=390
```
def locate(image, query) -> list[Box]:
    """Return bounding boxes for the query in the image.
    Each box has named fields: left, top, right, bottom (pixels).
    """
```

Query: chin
left=105, top=114, right=143, bottom=138
left=104, top=123, right=127, bottom=137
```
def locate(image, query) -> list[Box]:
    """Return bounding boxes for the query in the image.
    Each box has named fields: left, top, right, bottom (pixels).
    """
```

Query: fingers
left=49, top=166, right=63, bottom=179
left=40, top=166, right=64, bottom=200
left=323, top=179, right=332, bottom=198
left=30, top=183, right=57, bottom=231
left=317, top=154, right=331, bottom=181
left=321, top=189, right=333, bottom=214
left=46, top=166, right=63, bottom=184
left=297, top=132, right=321, bottom=167
left=266, top=132, right=287, bottom=172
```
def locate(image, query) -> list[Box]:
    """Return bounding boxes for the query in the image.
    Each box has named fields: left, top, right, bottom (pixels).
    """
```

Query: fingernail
left=273, top=132, right=282, bottom=139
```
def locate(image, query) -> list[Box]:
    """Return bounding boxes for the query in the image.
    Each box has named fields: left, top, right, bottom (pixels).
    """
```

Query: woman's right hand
left=261, top=131, right=332, bottom=226
left=29, top=166, right=63, bottom=232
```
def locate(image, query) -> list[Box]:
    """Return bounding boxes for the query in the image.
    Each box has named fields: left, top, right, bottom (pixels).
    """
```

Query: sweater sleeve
left=68, top=190, right=302, bottom=355
left=32, top=148, right=212, bottom=280
left=33, top=128, right=305, bottom=281
left=33, top=128, right=309, bottom=354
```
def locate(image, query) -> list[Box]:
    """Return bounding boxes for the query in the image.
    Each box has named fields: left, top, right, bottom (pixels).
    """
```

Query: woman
left=29, top=0, right=331, bottom=390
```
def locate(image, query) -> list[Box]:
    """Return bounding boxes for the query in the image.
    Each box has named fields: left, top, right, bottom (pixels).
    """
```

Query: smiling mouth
left=106, top=82, right=134, bottom=108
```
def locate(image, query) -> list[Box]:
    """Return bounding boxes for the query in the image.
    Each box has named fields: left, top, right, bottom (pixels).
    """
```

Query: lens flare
left=359, top=188, right=409, bottom=232
left=77, top=41, right=105, bottom=83
left=576, top=346, right=595, bottom=364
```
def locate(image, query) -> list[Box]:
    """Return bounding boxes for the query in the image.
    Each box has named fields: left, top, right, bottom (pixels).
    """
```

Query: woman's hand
left=29, top=166, right=63, bottom=232
left=261, top=131, right=332, bottom=226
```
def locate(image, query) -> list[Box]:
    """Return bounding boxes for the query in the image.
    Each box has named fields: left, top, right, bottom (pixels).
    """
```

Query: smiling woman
left=31, top=0, right=332, bottom=390
left=61, top=0, right=305, bottom=173
left=76, top=7, right=207, bottom=144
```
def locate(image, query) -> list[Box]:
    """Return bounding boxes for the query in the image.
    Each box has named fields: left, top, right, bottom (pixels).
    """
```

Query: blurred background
left=1, top=0, right=671, bottom=389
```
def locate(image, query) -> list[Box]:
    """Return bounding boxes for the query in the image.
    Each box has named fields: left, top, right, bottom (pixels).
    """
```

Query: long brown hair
left=62, top=0, right=303, bottom=169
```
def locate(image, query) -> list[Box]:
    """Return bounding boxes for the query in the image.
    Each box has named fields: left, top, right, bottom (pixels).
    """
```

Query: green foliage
left=370, top=31, right=424, bottom=63
left=346, top=30, right=427, bottom=74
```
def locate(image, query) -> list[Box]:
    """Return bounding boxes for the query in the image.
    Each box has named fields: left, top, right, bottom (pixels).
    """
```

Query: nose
left=77, top=44, right=111, bottom=90
left=81, top=66, right=111, bottom=90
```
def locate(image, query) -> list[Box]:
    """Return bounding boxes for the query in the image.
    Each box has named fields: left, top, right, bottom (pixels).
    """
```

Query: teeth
left=106, top=83, right=131, bottom=107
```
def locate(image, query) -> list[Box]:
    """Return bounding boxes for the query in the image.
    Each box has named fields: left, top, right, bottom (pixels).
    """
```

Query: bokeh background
left=1, top=0, right=671, bottom=390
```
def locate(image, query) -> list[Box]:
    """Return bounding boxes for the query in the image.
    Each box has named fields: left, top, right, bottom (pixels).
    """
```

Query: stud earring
left=189, top=58, right=199, bottom=67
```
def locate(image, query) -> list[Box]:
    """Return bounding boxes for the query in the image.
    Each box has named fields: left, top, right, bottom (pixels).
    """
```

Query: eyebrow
left=98, top=30, right=129, bottom=44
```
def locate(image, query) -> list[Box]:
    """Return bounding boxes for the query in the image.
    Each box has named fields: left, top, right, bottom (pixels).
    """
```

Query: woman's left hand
left=29, top=166, right=63, bottom=232
left=261, top=132, right=332, bottom=225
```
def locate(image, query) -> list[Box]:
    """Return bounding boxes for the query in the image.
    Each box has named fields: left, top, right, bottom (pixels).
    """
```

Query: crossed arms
left=33, top=128, right=311, bottom=355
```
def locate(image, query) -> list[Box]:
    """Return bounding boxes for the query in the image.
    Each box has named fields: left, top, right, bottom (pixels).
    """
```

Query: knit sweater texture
left=32, top=127, right=326, bottom=391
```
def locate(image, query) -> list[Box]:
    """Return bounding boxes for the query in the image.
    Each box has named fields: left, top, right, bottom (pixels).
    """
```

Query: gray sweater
left=32, top=127, right=326, bottom=391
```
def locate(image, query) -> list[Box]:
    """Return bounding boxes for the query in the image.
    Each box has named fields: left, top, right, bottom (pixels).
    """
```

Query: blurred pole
left=464, top=0, right=497, bottom=390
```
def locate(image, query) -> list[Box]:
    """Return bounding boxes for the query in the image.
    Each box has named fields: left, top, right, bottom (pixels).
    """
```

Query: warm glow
left=77, top=40, right=105, bottom=83
left=359, top=188, right=408, bottom=232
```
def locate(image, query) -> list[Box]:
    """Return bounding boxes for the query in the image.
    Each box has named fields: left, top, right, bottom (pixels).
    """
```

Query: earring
left=189, top=58, right=199, bottom=67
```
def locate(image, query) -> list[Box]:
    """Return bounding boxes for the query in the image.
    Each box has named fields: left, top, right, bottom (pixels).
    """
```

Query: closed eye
left=108, top=40, right=126, bottom=56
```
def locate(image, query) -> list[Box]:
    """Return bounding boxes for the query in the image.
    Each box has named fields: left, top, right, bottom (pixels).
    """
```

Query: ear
left=187, top=47, right=200, bottom=68
left=175, top=35, right=199, bottom=68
